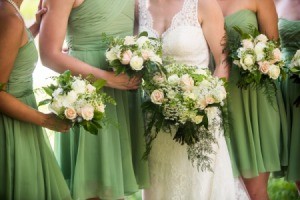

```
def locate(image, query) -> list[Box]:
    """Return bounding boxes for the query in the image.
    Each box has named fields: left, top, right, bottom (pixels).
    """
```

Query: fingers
left=38, top=0, right=43, bottom=10
left=36, top=7, right=47, bottom=17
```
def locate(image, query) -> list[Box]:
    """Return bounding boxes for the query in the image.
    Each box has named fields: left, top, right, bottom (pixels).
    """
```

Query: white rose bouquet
left=228, top=26, right=286, bottom=93
left=103, top=32, right=162, bottom=77
left=289, top=49, right=300, bottom=106
left=39, top=70, right=115, bottom=135
left=142, top=63, right=227, bottom=171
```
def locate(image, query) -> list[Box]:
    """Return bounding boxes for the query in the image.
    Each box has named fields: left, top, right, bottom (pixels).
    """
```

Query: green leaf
left=42, top=87, right=54, bottom=97
left=38, top=99, right=51, bottom=107
left=139, top=31, right=148, bottom=37
left=93, top=110, right=104, bottom=121
left=83, top=121, right=99, bottom=135
left=93, top=79, right=106, bottom=91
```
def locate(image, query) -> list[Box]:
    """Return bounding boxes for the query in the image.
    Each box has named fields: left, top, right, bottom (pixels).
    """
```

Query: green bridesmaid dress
left=224, top=10, right=288, bottom=178
left=0, top=30, right=71, bottom=200
left=54, top=0, right=150, bottom=199
left=279, top=18, right=300, bottom=182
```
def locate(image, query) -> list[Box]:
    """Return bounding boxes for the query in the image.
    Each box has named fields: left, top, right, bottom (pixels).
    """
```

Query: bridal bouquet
left=39, top=70, right=115, bottom=135
left=228, top=26, right=286, bottom=93
left=289, top=50, right=300, bottom=106
left=103, top=32, right=162, bottom=77
left=142, top=63, right=227, bottom=171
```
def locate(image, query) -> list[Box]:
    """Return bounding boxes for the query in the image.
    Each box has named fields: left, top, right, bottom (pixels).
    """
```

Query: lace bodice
left=139, top=0, right=210, bottom=68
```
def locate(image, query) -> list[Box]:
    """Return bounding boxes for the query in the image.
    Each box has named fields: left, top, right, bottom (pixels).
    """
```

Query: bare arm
left=39, top=0, right=140, bottom=90
left=0, top=15, right=70, bottom=132
left=199, top=0, right=229, bottom=79
left=256, top=0, right=279, bottom=40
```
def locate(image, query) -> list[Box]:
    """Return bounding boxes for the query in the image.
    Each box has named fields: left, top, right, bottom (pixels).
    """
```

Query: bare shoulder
left=255, top=0, right=276, bottom=10
left=197, top=0, right=222, bottom=15
left=0, top=10, right=23, bottom=45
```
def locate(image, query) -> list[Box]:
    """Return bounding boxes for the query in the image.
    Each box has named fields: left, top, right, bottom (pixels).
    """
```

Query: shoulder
left=197, top=0, right=223, bottom=21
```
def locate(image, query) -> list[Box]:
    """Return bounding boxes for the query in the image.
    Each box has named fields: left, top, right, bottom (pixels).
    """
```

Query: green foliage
left=268, top=178, right=300, bottom=200
left=0, top=83, right=6, bottom=91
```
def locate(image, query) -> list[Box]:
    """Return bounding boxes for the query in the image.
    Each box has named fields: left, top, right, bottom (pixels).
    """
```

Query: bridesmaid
left=216, top=0, right=288, bottom=199
left=0, top=0, right=72, bottom=199
left=39, top=0, right=150, bottom=199
left=276, top=0, right=300, bottom=192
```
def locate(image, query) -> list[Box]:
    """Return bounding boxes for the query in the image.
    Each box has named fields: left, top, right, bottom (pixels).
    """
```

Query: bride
left=138, top=0, right=249, bottom=199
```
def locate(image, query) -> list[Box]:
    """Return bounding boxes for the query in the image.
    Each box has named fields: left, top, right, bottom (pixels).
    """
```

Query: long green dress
left=224, top=10, right=288, bottom=178
left=0, top=30, right=72, bottom=200
left=279, top=18, right=300, bottom=182
left=54, top=0, right=150, bottom=199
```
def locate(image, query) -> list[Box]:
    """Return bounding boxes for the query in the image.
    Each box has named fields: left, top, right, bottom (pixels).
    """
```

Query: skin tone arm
left=39, top=0, right=140, bottom=90
left=0, top=5, right=70, bottom=132
left=199, top=0, right=229, bottom=79
left=256, top=0, right=279, bottom=40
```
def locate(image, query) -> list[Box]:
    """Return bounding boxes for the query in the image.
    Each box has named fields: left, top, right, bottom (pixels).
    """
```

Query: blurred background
left=20, top=0, right=299, bottom=199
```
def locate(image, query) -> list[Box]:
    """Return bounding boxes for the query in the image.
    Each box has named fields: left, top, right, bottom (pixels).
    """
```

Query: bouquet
left=103, top=32, right=162, bottom=77
left=228, top=26, right=286, bottom=94
left=142, top=63, right=227, bottom=171
left=39, top=70, right=115, bottom=135
left=289, top=49, right=300, bottom=106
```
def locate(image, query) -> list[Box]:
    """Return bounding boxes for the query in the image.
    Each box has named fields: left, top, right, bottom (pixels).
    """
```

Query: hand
left=104, top=71, right=142, bottom=90
left=34, top=0, right=47, bottom=27
left=42, top=113, right=72, bottom=133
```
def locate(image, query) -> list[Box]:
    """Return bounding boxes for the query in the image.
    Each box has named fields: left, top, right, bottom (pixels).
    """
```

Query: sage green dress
left=224, top=10, right=288, bottom=178
left=0, top=30, right=71, bottom=200
left=54, top=0, right=150, bottom=199
left=279, top=18, right=300, bottom=182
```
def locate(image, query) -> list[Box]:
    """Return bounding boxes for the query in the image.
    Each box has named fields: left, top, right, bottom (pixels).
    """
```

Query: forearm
left=29, top=22, right=40, bottom=38
left=0, top=92, right=46, bottom=127
left=40, top=50, right=108, bottom=79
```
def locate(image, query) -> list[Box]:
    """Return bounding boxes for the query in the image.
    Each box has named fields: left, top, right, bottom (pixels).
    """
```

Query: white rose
left=242, top=39, right=254, bottom=49
left=106, top=49, right=118, bottom=61
left=149, top=54, right=162, bottom=64
left=150, top=90, right=164, bottom=105
left=141, top=49, right=152, bottom=60
left=152, top=73, right=165, bottom=84
left=62, top=91, right=78, bottom=107
left=52, top=88, right=63, bottom=98
left=205, top=95, right=215, bottom=104
left=64, top=107, right=77, bottom=120
left=197, top=98, right=207, bottom=110
left=124, top=36, right=136, bottom=46
left=49, top=100, right=63, bottom=115
left=255, top=34, right=268, bottom=43
left=136, top=36, right=150, bottom=47
left=243, top=54, right=255, bottom=67
left=192, top=115, right=203, bottom=124
left=130, top=56, right=144, bottom=70
left=72, top=79, right=86, bottom=94
left=167, top=90, right=177, bottom=99
left=205, top=107, right=218, bottom=123
left=184, top=92, right=196, bottom=100
left=120, top=50, right=133, bottom=65
left=168, top=74, right=180, bottom=85
left=86, top=84, right=96, bottom=93
left=254, top=42, right=266, bottom=61
left=268, top=64, right=280, bottom=79
left=97, top=103, right=106, bottom=113
left=213, top=86, right=227, bottom=102
left=81, top=104, right=94, bottom=121
left=258, top=61, right=270, bottom=74
left=181, top=74, right=194, bottom=91
left=194, top=68, right=207, bottom=75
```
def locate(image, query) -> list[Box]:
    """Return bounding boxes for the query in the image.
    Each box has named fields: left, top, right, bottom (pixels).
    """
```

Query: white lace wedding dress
left=139, top=0, right=250, bottom=199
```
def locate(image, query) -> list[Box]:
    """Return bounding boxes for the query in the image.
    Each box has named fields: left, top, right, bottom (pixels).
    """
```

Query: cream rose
left=150, top=90, right=164, bottom=105
left=97, top=103, right=106, bottom=113
left=64, top=107, right=77, bottom=120
left=106, top=49, right=118, bottom=61
left=258, top=61, right=270, bottom=74
left=62, top=91, right=78, bottom=107
left=272, top=48, right=281, bottom=62
left=254, top=42, right=266, bottom=61
left=49, top=100, right=63, bottom=115
left=268, top=64, right=280, bottom=79
left=136, top=36, right=150, bottom=47
left=192, top=115, right=203, bottom=124
left=149, top=55, right=162, bottom=64
left=181, top=74, right=194, bottom=91
left=255, top=34, right=268, bottom=43
left=243, top=54, right=255, bottom=67
left=124, top=36, right=136, bottom=46
left=205, top=95, right=215, bottom=104
left=81, top=105, right=94, bottom=121
left=141, top=49, right=152, bottom=60
left=197, top=98, right=207, bottom=110
left=86, top=84, right=96, bottom=93
left=130, top=56, right=144, bottom=70
left=242, top=39, right=254, bottom=49
left=121, top=50, right=133, bottom=65
left=152, top=73, right=165, bottom=84
left=71, top=79, right=86, bottom=94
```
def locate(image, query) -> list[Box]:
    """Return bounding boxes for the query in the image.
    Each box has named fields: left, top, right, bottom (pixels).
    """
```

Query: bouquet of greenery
left=228, top=26, right=286, bottom=97
left=142, top=63, right=227, bottom=171
left=103, top=32, right=162, bottom=77
left=39, top=70, right=115, bottom=135
left=289, top=50, right=300, bottom=106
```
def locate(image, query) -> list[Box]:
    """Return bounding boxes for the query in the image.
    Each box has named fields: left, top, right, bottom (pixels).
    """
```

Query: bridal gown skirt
left=143, top=129, right=241, bottom=200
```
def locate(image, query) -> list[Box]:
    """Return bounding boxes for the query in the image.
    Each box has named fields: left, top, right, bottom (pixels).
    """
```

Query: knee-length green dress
left=279, top=18, right=300, bottom=182
left=0, top=30, right=71, bottom=200
left=224, top=10, right=288, bottom=178
left=54, top=0, right=150, bottom=199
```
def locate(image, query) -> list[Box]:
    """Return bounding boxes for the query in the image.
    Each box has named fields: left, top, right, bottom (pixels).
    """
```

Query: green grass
left=269, top=178, right=300, bottom=200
